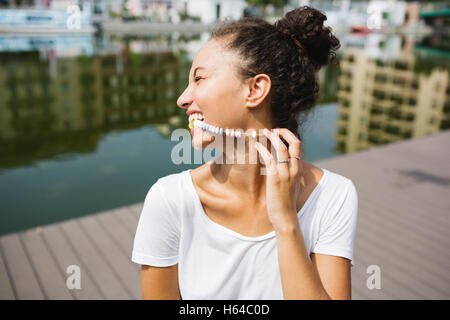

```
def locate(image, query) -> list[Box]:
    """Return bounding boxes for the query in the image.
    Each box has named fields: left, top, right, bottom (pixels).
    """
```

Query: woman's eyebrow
left=193, top=66, right=205, bottom=78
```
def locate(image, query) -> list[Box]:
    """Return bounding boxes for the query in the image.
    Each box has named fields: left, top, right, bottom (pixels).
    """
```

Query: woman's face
left=177, top=39, right=253, bottom=149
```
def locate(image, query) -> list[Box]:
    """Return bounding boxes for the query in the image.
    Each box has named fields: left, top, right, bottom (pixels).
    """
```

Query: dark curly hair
left=210, top=6, right=340, bottom=140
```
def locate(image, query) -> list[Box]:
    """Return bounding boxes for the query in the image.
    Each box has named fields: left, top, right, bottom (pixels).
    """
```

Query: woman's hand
left=254, top=128, right=304, bottom=233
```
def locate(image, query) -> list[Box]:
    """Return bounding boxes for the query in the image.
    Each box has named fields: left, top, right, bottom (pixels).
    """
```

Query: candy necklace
left=191, top=119, right=267, bottom=138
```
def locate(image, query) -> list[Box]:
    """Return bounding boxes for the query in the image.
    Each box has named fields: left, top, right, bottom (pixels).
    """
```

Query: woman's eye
left=194, top=76, right=203, bottom=83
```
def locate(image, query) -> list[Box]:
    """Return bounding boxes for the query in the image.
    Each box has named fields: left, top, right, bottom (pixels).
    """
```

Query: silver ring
left=278, top=159, right=290, bottom=163
left=290, top=156, right=301, bottom=160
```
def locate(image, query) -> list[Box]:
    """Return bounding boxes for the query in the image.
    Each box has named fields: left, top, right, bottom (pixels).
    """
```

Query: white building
left=367, top=0, right=407, bottom=29
left=175, top=0, right=246, bottom=24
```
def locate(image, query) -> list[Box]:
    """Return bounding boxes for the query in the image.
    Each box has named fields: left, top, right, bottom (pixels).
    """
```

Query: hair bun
left=274, top=6, right=340, bottom=71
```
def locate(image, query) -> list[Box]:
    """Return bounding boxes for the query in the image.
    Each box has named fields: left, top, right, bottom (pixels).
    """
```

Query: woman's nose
left=177, top=87, right=193, bottom=110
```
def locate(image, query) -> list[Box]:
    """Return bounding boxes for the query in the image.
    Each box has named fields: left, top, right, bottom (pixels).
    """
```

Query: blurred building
left=174, top=0, right=246, bottom=24
left=336, top=44, right=450, bottom=154
left=0, top=0, right=94, bottom=32
left=0, top=0, right=92, bottom=9
left=366, top=0, right=407, bottom=29
left=0, top=44, right=189, bottom=143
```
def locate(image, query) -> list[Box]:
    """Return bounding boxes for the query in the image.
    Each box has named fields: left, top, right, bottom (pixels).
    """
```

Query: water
left=0, top=31, right=448, bottom=235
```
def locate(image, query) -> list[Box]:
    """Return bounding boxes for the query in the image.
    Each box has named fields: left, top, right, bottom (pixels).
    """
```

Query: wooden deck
left=1, top=130, right=449, bottom=300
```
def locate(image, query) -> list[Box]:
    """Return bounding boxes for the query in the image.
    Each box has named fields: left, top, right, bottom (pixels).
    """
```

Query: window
left=394, top=61, right=408, bottom=70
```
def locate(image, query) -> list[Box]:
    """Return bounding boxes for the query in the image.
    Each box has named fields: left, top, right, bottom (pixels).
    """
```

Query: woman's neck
left=210, top=138, right=273, bottom=201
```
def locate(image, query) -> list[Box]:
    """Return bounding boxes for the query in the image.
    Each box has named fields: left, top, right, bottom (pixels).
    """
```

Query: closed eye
left=194, top=76, right=203, bottom=83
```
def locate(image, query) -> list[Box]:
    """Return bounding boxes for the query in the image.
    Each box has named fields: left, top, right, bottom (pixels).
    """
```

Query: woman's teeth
left=188, top=113, right=204, bottom=129
left=192, top=119, right=242, bottom=137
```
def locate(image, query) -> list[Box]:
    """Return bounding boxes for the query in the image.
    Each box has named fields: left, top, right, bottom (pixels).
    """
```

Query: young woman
left=132, top=6, right=358, bottom=300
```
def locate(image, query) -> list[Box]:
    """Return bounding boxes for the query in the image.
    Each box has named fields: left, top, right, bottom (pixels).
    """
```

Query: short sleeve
left=312, top=181, right=358, bottom=267
left=131, top=180, right=180, bottom=267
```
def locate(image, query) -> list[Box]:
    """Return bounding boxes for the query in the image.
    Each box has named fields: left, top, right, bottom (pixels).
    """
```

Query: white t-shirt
left=132, top=167, right=358, bottom=299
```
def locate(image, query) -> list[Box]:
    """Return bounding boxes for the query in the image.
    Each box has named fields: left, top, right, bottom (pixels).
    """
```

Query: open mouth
left=188, top=112, right=205, bottom=130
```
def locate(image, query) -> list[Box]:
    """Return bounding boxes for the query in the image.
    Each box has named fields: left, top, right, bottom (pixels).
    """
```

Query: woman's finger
left=273, top=128, right=302, bottom=176
left=263, top=128, right=290, bottom=178
left=254, top=140, right=277, bottom=176
left=273, top=128, right=301, bottom=158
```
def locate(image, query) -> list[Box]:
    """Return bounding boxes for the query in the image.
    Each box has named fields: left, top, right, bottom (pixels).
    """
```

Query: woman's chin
left=192, top=126, right=215, bottom=150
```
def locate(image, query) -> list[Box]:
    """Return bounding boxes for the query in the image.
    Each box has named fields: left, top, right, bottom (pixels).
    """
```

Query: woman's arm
left=140, top=264, right=181, bottom=300
left=311, top=252, right=352, bottom=299
left=276, top=222, right=351, bottom=299
left=255, top=128, right=353, bottom=300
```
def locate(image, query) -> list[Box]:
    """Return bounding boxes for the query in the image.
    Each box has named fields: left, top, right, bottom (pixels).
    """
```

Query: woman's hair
left=210, top=6, right=340, bottom=140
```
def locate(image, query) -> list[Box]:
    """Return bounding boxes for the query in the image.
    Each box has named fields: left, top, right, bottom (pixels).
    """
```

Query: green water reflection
left=0, top=32, right=448, bottom=235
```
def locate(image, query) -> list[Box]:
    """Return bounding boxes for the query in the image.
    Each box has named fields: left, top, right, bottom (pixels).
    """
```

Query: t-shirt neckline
left=185, top=167, right=328, bottom=242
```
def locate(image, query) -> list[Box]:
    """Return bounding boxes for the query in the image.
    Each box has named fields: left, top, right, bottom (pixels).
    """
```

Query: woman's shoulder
left=151, top=169, right=192, bottom=201
left=322, top=167, right=355, bottom=189
left=316, top=166, right=358, bottom=217
left=140, top=170, right=193, bottom=223
left=305, top=162, right=355, bottom=191
left=156, top=169, right=189, bottom=187
left=310, top=164, right=357, bottom=207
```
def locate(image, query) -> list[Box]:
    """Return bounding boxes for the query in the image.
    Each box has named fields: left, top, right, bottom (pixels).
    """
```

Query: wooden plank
left=335, top=160, right=450, bottom=225
left=350, top=263, right=393, bottom=300
left=357, top=188, right=450, bottom=232
left=357, top=139, right=450, bottom=176
left=0, top=233, right=44, bottom=299
left=361, top=204, right=449, bottom=268
left=356, top=215, right=450, bottom=295
left=370, top=144, right=450, bottom=178
left=40, top=223, right=103, bottom=300
left=351, top=280, right=372, bottom=300
left=353, top=223, right=422, bottom=300
left=353, top=165, right=450, bottom=213
left=78, top=214, right=140, bottom=299
left=359, top=198, right=450, bottom=275
left=359, top=188, right=450, bottom=232
left=359, top=150, right=450, bottom=200
left=0, top=245, right=15, bottom=299
left=353, top=241, right=424, bottom=299
left=351, top=283, right=370, bottom=300
left=112, top=206, right=140, bottom=236
left=354, top=218, right=448, bottom=299
left=351, top=245, right=402, bottom=299
left=398, top=137, right=450, bottom=158
left=358, top=193, right=450, bottom=257
left=95, top=210, right=136, bottom=260
left=406, top=182, right=450, bottom=211
left=59, top=219, right=131, bottom=300
left=372, top=132, right=450, bottom=171
left=123, top=205, right=140, bottom=225
left=21, top=229, right=73, bottom=300
left=126, top=203, right=144, bottom=219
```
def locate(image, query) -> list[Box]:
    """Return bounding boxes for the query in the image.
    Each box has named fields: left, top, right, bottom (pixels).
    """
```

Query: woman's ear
left=245, top=74, right=271, bottom=109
